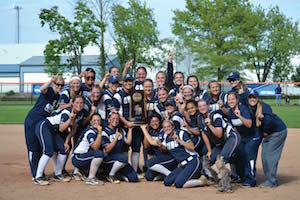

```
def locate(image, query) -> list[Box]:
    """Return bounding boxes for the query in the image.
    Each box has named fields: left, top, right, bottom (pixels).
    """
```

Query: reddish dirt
left=0, top=125, right=299, bottom=200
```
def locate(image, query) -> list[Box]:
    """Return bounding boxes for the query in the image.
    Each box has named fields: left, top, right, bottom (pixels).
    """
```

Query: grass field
left=0, top=99, right=299, bottom=127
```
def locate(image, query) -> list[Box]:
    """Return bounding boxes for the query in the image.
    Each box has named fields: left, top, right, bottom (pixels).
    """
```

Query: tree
left=292, top=66, right=300, bottom=87
left=172, top=0, right=250, bottom=81
left=244, top=6, right=300, bottom=82
left=40, top=1, right=99, bottom=75
left=111, top=0, right=159, bottom=73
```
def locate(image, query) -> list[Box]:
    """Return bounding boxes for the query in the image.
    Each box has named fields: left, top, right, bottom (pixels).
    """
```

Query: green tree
left=111, top=0, right=159, bottom=73
left=40, top=1, right=99, bottom=75
left=244, top=6, right=300, bottom=82
left=172, top=0, right=250, bottom=81
left=292, top=66, right=300, bottom=87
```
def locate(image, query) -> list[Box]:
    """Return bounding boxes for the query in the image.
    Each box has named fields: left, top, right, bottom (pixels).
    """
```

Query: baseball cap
left=123, top=74, right=134, bottom=82
left=165, top=98, right=176, bottom=107
left=227, top=72, right=240, bottom=81
left=248, top=90, right=259, bottom=98
left=108, top=76, right=119, bottom=84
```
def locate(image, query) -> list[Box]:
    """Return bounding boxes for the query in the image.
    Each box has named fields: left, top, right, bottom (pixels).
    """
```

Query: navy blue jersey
left=209, top=92, right=227, bottom=113
left=59, top=88, right=72, bottom=105
left=134, top=81, right=144, bottom=90
left=98, top=89, right=114, bottom=120
left=170, top=111, right=184, bottom=130
left=113, top=88, right=131, bottom=119
left=227, top=104, right=252, bottom=136
left=260, top=102, right=286, bottom=134
left=154, top=101, right=167, bottom=118
left=146, top=93, right=157, bottom=117
left=46, top=107, right=84, bottom=131
left=148, top=129, right=166, bottom=156
left=101, top=126, right=127, bottom=155
left=81, top=83, right=91, bottom=99
left=228, top=88, right=249, bottom=106
left=161, top=129, right=197, bottom=162
left=83, top=96, right=99, bottom=118
left=184, top=114, right=199, bottom=137
left=73, top=126, right=99, bottom=154
left=197, top=89, right=210, bottom=103
left=169, top=87, right=180, bottom=97
left=27, top=86, right=59, bottom=121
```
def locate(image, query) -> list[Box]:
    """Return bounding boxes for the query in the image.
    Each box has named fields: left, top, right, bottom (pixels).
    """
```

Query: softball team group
left=24, top=53, right=287, bottom=192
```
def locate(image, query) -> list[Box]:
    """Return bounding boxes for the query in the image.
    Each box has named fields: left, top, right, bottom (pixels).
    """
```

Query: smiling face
left=229, top=79, right=240, bottom=88
left=136, top=68, right=147, bottom=82
left=84, top=71, right=95, bottom=87
left=54, top=77, right=64, bottom=94
left=209, top=82, right=220, bottom=96
left=150, top=116, right=160, bottom=130
left=248, top=95, right=258, bottom=107
left=108, top=82, right=119, bottom=93
left=186, top=102, right=197, bottom=116
left=166, top=105, right=176, bottom=115
left=187, top=77, right=198, bottom=90
left=72, top=96, right=84, bottom=112
left=110, top=67, right=120, bottom=77
left=70, top=79, right=81, bottom=93
left=108, top=112, right=120, bottom=128
left=91, top=87, right=101, bottom=102
left=198, top=100, right=208, bottom=115
left=157, top=89, right=168, bottom=103
left=227, top=93, right=238, bottom=109
left=174, top=73, right=184, bottom=86
left=123, top=80, right=133, bottom=91
left=156, top=72, right=166, bottom=87
left=183, top=87, right=193, bottom=100
left=162, top=121, right=174, bottom=136
left=91, top=114, right=101, bottom=128
left=143, top=81, right=153, bottom=95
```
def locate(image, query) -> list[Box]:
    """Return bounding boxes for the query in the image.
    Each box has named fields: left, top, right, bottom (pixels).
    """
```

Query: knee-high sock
left=56, top=153, right=67, bottom=176
left=50, top=153, right=59, bottom=175
left=131, top=152, right=139, bottom=172
left=35, top=154, right=50, bottom=179
left=109, top=161, right=125, bottom=176
left=183, top=179, right=206, bottom=188
left=88, top=158, right=103, bottom=179
left=73, top=167, right=79, bottom=174
left=149, top=164, right=171, bottom=176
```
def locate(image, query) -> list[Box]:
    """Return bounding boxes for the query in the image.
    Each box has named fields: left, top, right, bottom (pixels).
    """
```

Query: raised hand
left=125, top=59, right=134, bottom=69
left=168, top=51, right=174, bottom=62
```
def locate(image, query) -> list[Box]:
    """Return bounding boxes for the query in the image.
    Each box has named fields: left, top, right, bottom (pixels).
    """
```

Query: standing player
left=187, top=75, right=210, bottom=102
left=34, top=95, right=84, bottom=185
left=154, top=87, right=169, bottom=118
left=165, top=98, right=184, bottom=130
left=59, top=76, right=82, bottom=110
left=167, top=52, right=185, bottom=97
left=227, top=72, right=249, bottom=106
left=24, top=75, right=64, bottom=181
left=101, top=111, right=138, bottom=183
left=80, top=68, right=96, bottom=98
left=207, top=80, right=228, bottom=115
left=72, top=114, right=104, bottom=185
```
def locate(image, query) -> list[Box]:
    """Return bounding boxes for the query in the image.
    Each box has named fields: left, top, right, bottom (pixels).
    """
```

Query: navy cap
left=123, top=74, right=134, bottom=82
left=165, top=98, right=176, bottom=107
left=227, top=72, right=240, bottom=80
left=108, top=76, right=119, bottom=84
left=248, top=90, right=259, bottom=98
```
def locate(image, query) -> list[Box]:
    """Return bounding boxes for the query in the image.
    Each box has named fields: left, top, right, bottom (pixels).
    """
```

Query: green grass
left=0, top=101, right=299, bottom=128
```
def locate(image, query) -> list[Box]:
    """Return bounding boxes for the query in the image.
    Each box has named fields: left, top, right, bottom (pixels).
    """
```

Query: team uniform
left=112, top=88, right=131, bottom=120
left=195, top=89, right=210, bottom=103
left=162, top=129, right=202, bottom=188
left=146, top=93, right=156, bottom=118
left=72, top=126, right=104, bottom=170
left=24, top=86, right=59, bottom=178
left=98, top=89, right=114, bottom=127
left=228, top=88, right=249, bottom=106
left=144, top=129, right=178, bottom=181
left=209, top=92, right=227, bottom=113
left=80, top=83, right=92, bottom=99
left=154, top=101, right=167, bottom=119
left=228, top=104, right=260, bottom=186
left=184, top=114, right=204, bottom=155
left=101, top=126, right=138, bottom=182
left=169, top=111, right=184, bottom=130
left=198, top=111, right=241, bottom=164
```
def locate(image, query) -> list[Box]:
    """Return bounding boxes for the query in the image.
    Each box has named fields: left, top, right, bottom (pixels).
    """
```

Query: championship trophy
left=129, top=89, right=147, bottom=125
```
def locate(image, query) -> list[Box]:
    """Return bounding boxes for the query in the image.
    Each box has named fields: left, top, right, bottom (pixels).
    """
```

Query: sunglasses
left=229, top=79, right=237, bottom=83
left=86, top=76, right=95, bottom=80
left=55, top=83, right=64, bottom=87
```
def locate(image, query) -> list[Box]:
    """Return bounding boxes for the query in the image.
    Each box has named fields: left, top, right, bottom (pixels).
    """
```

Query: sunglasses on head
left=86, top=76, right=95, bottom=80
left=55, top=83, right=64, bottom=87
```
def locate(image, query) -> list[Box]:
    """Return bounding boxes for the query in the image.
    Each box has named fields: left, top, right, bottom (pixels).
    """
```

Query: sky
left=0, top=0, right=300, bottom=44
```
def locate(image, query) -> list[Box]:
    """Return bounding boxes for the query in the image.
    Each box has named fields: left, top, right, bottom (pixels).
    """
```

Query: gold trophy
left=129, top=90, right=147, bottom=125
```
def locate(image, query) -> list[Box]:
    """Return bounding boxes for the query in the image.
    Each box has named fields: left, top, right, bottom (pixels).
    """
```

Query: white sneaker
left=34, top=177, right=50, bottom=186
left=106, top=176, right=120, bottom=184
left=86, top=178, right=104, bottom=186
left=54, top=174, right=71, bottom=182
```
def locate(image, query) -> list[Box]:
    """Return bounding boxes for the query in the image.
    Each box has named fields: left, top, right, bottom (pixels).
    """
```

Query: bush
left=5, top=90, right=16, bottom=96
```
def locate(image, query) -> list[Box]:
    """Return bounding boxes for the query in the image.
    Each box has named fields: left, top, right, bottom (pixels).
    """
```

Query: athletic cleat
left=34, top=177, right=50, bottom=186
left=200, top=175, right=209, bottom=186
left=137, top=174, right=144, bottom=180
left=86, top=178, right=104, bottom=186
left=53, top=174, right=72, bottom=182
left=106, top=176, right=120, bottom=184
left=72, top=171, right=86, bottom=181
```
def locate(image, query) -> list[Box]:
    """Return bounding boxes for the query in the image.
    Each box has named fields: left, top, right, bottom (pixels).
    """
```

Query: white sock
left=88, top=158, right=103, bottom=179
left=56, top=153, right=67, bottom=176
left=50, top=153, right=59, bottom=175
left=183, top=179, right=205, bottom=188
left=73, top=167, right=79, bottom=174
left=149, top=164, right=171, bottom=176
left=35, top=154, right=50, bottom=179
left=109, top=161, right=125, bottom=176
left=131, top=152, right=139, bottom=172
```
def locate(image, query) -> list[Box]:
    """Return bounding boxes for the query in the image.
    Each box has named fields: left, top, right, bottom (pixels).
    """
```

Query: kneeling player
left=101, top=111, right=138, bottom=183
left=72, top=114, right=104, bottom=185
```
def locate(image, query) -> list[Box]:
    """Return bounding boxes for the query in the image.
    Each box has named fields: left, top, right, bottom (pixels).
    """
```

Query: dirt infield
left=0, top=125, right=299, bottom=200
